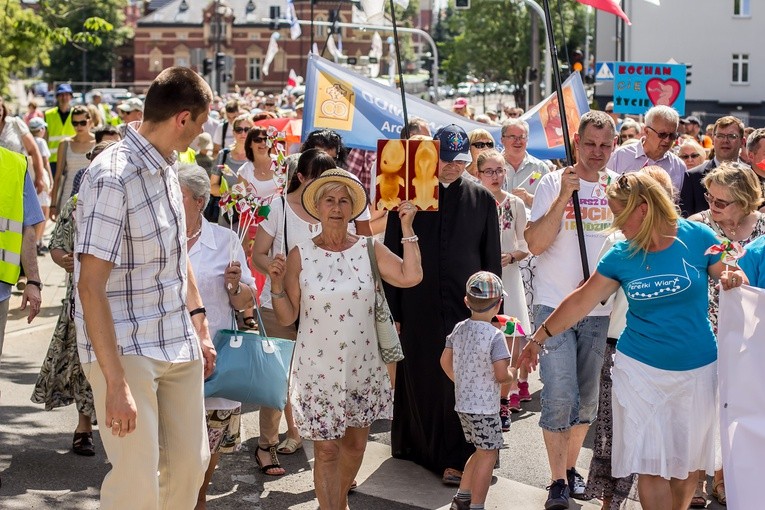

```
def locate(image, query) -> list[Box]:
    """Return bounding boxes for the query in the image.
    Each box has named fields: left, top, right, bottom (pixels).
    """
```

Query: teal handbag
left=204, top=306, right=295, bottom=410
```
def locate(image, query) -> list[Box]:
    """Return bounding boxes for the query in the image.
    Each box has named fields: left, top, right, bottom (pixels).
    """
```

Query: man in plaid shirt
left=74, top=67, right=216, bottom=509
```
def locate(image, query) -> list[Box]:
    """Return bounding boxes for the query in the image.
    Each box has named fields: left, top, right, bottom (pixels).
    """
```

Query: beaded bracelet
left=529, top=337, right=545, bottom=350
left=401, top=235, right=419, bottom=244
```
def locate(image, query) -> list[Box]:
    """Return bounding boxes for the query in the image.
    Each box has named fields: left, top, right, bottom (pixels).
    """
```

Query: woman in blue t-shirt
left=519, top=172, right=744, bottom=510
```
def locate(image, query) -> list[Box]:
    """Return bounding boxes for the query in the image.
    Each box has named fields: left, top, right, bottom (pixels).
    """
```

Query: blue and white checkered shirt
left=74, top=124, right=199, bottom=364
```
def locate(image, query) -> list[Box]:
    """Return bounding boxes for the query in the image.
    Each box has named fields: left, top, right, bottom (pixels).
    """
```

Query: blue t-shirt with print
left=737, top=235, right=765, bottom=288
left=597, top=219, right=720, bottom=371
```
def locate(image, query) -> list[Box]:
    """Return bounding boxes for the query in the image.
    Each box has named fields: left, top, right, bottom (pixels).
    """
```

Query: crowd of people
left=1, top=69, right=765, bottom=510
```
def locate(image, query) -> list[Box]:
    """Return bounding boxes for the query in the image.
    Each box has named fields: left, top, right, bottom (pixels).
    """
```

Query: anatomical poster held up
left=375, top=139, right=440, bottom=212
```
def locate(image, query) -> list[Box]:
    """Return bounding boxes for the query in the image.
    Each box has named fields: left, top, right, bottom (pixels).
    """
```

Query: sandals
left=348, top=480, right=357, bottom=493
left=256, top=446, right=285, bottom=477
left=276, top=437, right=303, bottom=455
left=72, top=431, right=96, bottom=456
left=442, top=468, right=462, bottom=486
left=243, top=316, right=257, bottom=330
left=712, top=480, right=726, bottom=506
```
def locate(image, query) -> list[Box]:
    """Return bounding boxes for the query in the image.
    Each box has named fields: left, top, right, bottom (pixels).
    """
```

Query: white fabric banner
left=718, top=285, right=765, bottom=510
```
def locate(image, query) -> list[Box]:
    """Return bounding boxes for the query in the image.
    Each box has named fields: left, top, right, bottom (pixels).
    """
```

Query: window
left=316, top=15, right=326, bottom=38
left=211, top=21, right=227, bottom=41
left=734, top=0, right=751, bottom=17
left=269, top=5, right=281, bottom=20
left=149, top=47, right=163, bottom=72
left=248, top=57, right=262, bottom=82
left=732, top=54, right=749, bottom=84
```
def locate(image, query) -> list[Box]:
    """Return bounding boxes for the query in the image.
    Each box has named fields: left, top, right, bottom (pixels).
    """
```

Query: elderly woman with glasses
left=176, top=165, right=257, bottom=508
left=686, top=162, right=765, bottom=506
left=466, top=128, right=495, bottom=181
left=519, top=172, right=745, bottom=510
left=677, top=139, right=707, bottom=170
left=268, top=168, right=422, bottom=509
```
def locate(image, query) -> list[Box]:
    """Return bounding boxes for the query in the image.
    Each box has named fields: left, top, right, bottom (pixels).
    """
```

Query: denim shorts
left=458, top=412, right=503, bottom=450
left=534, top=305, right=609, bottom=432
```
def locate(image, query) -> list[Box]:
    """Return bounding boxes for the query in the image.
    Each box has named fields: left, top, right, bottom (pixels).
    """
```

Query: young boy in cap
left=440, top=271, right=517, bottom=510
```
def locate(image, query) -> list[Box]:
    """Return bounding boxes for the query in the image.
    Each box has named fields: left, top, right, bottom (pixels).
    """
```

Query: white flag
left=285, top=0, right=302, bottom=40
left=359, top=0, right=385, bottom=24
left=387, top=37, right=396, bottom=87
left=312, top=42, right=319, bottom=55
left=369, top=31, right=383, bottom=78
left=327, top=34, right=343, bottom=61
left=718, top=286, right=765, bottom=510
left=262, top=32, right=280, bottom=76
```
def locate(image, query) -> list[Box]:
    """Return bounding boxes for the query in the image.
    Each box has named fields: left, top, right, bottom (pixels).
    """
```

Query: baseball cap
left=56, top=83, right=73, bottom=95
left=684, top=115, right=701, bottom=126
left=117, top=98, right=144, bottom=113
left=453, top=97, right=468, bottom=109
left=433, top=124, right=472, bottom=163
left=466, top=271, right=505, bottom=300
left=28, top=118, right=47, bottom=131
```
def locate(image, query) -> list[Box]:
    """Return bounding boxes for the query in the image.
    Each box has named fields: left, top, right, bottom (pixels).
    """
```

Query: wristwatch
left=26, top=280, right=43, bottom=290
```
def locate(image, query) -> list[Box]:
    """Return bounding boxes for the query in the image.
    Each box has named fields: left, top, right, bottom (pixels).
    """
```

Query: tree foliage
left=38, top=0, right=132, bottom=84
left=0, top=0, right=117, bottom=94
left=436, top=0, right=588, bottom=93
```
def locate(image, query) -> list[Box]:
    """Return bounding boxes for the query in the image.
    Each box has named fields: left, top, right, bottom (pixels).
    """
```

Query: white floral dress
left=292, top=237, right=393, bottom=440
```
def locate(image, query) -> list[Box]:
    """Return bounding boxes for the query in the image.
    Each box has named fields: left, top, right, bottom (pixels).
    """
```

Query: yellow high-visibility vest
left=0, top=147, right=27, bottom=285
left=177, top=148, right=197, bottom=164
left=45, top=107, right=75, bottom=164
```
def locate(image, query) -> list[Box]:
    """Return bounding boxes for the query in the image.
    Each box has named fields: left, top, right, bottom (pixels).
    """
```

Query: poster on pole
left=612, top=62, right=687, bottom=116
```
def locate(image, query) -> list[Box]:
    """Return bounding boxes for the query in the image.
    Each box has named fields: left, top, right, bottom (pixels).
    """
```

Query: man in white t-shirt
left=522, top=110, right=618, bottom=510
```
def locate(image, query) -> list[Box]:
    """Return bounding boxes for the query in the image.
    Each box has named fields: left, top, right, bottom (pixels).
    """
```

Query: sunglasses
left=251, top=136, right=267, bottom=143
left=679, top=153, right=701, bottom=160
left=233, top=126, right=251, bottom=134
left=605, top=109, right=614, bottom=113
left=645, top=126, right=678, bottom=141
left=704, top=192, right=735, bottom=209
left=471, top=141, right=494, bottom=149
left=71, top=120, right=89, bottom=127
left=617, top=173, right=631, bottom=192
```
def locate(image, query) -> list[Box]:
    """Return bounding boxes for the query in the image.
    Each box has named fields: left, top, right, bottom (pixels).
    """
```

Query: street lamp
left=213, top=0, right=233, bottom=96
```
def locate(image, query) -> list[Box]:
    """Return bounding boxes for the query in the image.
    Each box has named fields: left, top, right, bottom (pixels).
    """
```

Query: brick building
left=133, top=0, right=377, bottom=93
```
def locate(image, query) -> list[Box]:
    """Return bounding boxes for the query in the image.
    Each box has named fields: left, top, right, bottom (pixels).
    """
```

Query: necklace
left=186, top=223, right=203, bottom=241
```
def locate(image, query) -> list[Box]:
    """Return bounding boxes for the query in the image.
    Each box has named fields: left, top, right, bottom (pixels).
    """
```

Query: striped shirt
left=73, top=125, right=199, bottom=364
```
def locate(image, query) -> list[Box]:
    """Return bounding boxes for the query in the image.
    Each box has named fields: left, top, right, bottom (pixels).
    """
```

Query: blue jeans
left=534, top=305, right=609, bottom=432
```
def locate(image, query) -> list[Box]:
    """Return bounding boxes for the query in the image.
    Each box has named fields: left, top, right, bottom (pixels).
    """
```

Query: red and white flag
left=287, top=69, right=298, bottom=89
left=576, top=0, right=631, bottom=25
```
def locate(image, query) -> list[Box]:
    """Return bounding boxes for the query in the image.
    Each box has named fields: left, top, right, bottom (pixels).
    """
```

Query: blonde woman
left=466, top=128, right=495, bottom=180
left=520, top=172, right=744, bottom=510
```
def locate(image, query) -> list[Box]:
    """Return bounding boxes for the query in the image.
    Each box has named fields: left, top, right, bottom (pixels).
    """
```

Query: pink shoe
left=518, top=381, right=532, bottom=402
left=509, top=393, right=521, bottom=413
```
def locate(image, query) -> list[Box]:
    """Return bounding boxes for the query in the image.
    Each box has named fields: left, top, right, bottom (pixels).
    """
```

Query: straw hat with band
left=301, top=168, right=368, bottom=221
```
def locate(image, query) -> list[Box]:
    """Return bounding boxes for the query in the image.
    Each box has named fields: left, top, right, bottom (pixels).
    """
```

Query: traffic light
left=529, top=68, right=539, bottom=81
left=455, top=0, right=470, bottom=9
left=685, top=63, right=693, bottom=85
left=203, top=58, right=213, bottom=76
left=572, top=50, right=584, bottom=74
left=216, top=52, right=226, bottom=72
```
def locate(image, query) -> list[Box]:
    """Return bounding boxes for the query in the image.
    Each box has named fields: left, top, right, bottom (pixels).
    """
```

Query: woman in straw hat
left=268, top=168, right=422, bottom=509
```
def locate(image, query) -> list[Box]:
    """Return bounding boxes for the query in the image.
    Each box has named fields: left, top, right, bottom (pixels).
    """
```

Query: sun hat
left=301, top=168, right=368, bottom=221
left=117, top=98, right=144, bottom=112
left=56, top=83, right=73, bottom=95
left=453, top=97, right=468, bottom=109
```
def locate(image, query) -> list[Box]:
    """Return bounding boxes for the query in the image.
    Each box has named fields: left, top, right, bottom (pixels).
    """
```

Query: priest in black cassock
left=383, top=124, right=502, bottom=483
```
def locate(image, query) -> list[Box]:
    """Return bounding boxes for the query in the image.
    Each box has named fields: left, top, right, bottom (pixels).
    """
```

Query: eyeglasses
left=645, top=126, right=678, bottom=141
left=502, top=135, right=527, bottom=142
left=679, top=153, right=701, bottom=160
left=704, top=192, right=735, bottom=209
left=251, top=136, right=267, bottom=143
left=233, top=126, right=251, bottom=134
left=605, top=109, right=614, bottom=113
left=71, top=120, right=89, bottom=127
left=507, top=113, right=520, bottom=118
left=478, top=168, right=505, bottom=177
left=714, top=133, right=741, bottom=142
left=471, top=141, right=494, bottom=149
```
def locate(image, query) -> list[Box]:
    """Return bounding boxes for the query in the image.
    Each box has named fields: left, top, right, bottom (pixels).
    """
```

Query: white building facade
left=594, top=0, right=762, bottom=126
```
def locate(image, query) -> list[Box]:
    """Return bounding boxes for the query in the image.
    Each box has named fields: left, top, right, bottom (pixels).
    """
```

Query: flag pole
left=540, top=0, right=590, bottom=280
left=389, top=0, right=410, bottom=139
